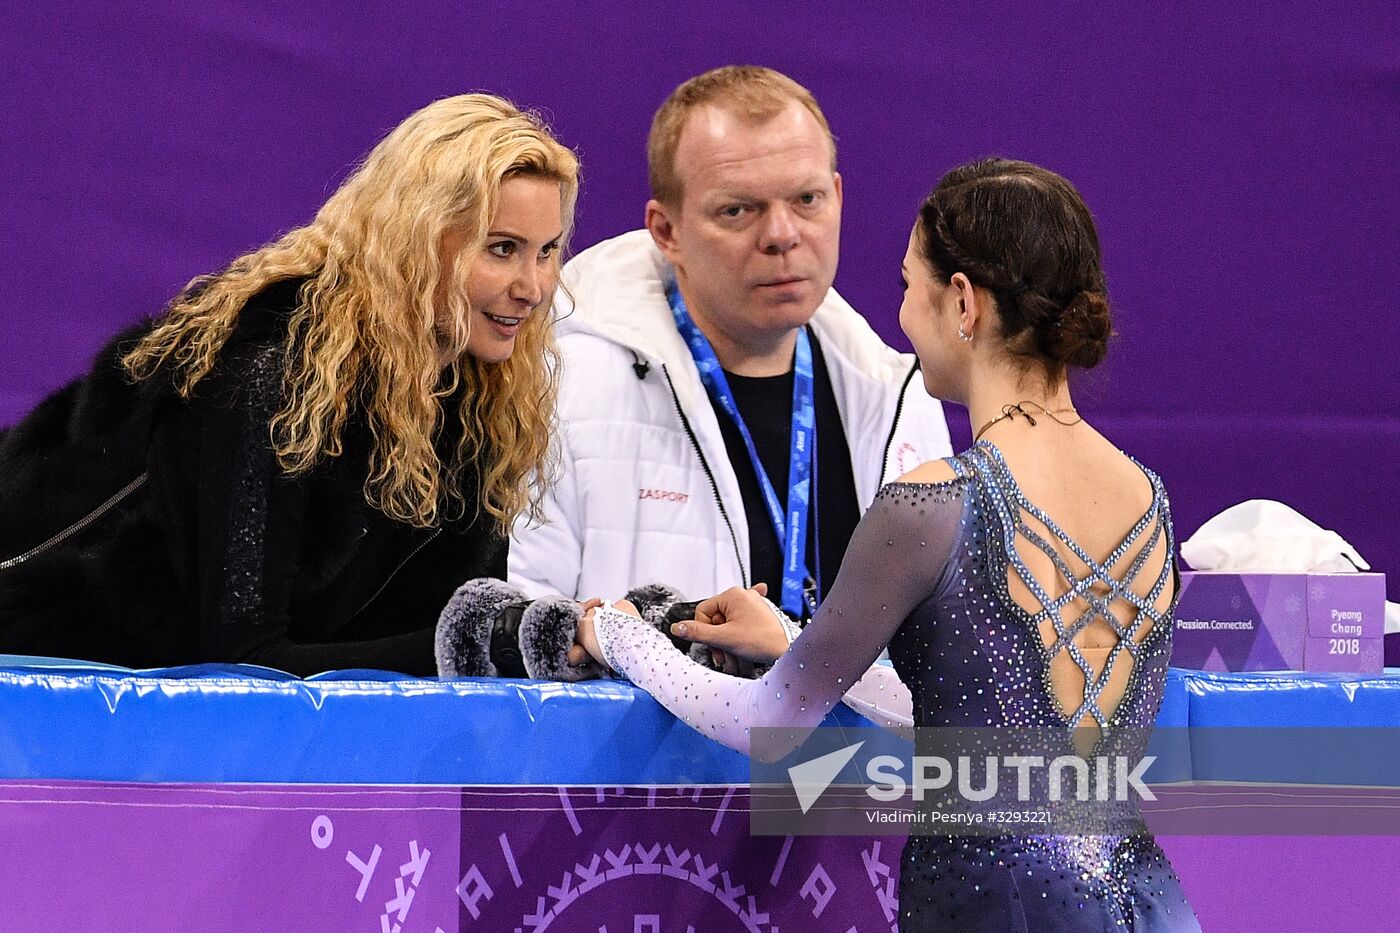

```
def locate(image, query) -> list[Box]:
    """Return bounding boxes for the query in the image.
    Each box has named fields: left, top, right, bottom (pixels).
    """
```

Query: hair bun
left=920, top=158, right=1114, bottom=378
left=1048, top=290, right=1112, bottom=370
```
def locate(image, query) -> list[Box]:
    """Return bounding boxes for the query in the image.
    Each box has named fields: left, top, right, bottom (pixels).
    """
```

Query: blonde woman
left=0, top=94, right=578, bottom=676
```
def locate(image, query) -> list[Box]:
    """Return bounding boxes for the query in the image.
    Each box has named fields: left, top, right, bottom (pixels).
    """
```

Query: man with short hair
left=510, top=66, right=951, bottom=618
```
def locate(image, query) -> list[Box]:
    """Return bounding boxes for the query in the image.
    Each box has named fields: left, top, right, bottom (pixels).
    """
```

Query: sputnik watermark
left=752, top=726, right=1165, bottom=836
left=864, top=753, right=1156, bottom=802
left=786, top=742, right=1153, bottom=811
left=756, top=726, right=1400, bottom=836
left=787, top=740, right=867, bottom=814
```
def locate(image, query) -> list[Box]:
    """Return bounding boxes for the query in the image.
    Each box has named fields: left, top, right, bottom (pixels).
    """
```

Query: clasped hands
left=570, top=582, right=789, bottom=676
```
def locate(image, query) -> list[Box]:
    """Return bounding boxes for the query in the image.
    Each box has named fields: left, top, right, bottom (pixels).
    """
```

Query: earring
left=957, top=326, right=973, bottom=342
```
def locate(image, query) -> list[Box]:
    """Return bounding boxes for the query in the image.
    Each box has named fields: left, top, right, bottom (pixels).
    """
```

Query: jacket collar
left=555, top=229, right=913, bottom=394
left=552, top=229, right=934, bottom=563
left=551, top=226, right=924, bottom=509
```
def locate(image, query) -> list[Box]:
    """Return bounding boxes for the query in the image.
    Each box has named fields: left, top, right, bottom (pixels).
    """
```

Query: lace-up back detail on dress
left=955, top=442, right=1176, bottom=739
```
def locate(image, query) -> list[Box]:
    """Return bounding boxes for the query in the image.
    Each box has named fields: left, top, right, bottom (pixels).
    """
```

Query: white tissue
left=1180, top=499, right=1369, bottom=574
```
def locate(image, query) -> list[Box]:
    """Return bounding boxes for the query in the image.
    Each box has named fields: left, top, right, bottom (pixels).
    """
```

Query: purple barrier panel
left=0, top=780, right=896, bottom=932
left=1160, top=835, right=1400, bottom=933
left=1, top=780, right=465, bottom=931
left=4, top=778, right=1397, bottom=931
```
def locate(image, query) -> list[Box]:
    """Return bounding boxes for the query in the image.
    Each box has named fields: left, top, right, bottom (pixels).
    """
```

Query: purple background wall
left=2, top=3, right=1396, bottom=595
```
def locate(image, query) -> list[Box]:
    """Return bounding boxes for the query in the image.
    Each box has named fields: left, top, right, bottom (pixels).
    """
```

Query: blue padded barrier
left=1143, top=668, right=1194, bottom=783
left=0, top=659, right=1396, bottom=785
left=1158, top=668, right=1190, bottom=727
left=0, top=660, right=876, bottom=784
left=1181, top=668, right=1400, bottom=727
left=1176, top=668, right=1400, bottom=785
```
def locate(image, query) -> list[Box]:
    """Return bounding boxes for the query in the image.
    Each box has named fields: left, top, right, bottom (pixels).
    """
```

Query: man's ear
left=645, top=199, right=682, bottom=265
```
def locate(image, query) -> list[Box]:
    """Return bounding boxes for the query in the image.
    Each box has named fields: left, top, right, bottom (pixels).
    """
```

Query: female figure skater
left=579, top=158, right=1200, bottom=930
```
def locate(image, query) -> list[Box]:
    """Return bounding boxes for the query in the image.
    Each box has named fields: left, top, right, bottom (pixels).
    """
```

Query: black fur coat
left=0, top=280, right=506, bottom=675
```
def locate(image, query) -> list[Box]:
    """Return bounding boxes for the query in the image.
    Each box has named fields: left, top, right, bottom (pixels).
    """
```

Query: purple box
left=1172, top=572, right=1387, bottom=673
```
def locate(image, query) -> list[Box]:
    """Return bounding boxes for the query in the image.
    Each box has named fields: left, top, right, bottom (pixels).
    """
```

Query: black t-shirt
left=709, top=334, right=860, bottom=621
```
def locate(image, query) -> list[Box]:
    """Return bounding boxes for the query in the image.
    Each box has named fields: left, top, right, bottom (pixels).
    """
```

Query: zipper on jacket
left=344, top=528, right=442, bottom=622
left=660, top=363, right=748, bottom=588
left=879, top=363, right=920, bottom=483
left=0, top=473, right=148, bottom=571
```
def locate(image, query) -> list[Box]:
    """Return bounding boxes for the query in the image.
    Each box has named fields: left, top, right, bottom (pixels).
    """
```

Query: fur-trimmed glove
left=621, top=583, right=788, bottom=677
left=435, top=577, right=521, bottom=678
left=436, top=579, right=609, bottom=681
left=435, top=579, right=778, bottom=681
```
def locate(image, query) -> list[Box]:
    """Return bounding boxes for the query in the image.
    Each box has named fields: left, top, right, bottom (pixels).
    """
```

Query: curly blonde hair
left=123, top=93, right=579, bottom=532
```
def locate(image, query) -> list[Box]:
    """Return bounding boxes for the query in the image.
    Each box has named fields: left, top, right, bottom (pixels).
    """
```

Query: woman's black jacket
left=0, top=279, right=506, bottom=676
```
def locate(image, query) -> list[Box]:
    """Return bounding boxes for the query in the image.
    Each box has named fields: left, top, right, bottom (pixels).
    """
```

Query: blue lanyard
left=666, top=282, right=817, bottom=617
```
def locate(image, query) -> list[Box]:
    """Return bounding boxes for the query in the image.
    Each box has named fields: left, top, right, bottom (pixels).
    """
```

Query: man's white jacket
left=509, top=230, right=953, bottom=600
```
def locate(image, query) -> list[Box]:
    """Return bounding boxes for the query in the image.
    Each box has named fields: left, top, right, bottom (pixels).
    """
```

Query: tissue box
left=1171, top=572, right=1386, bottom=673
